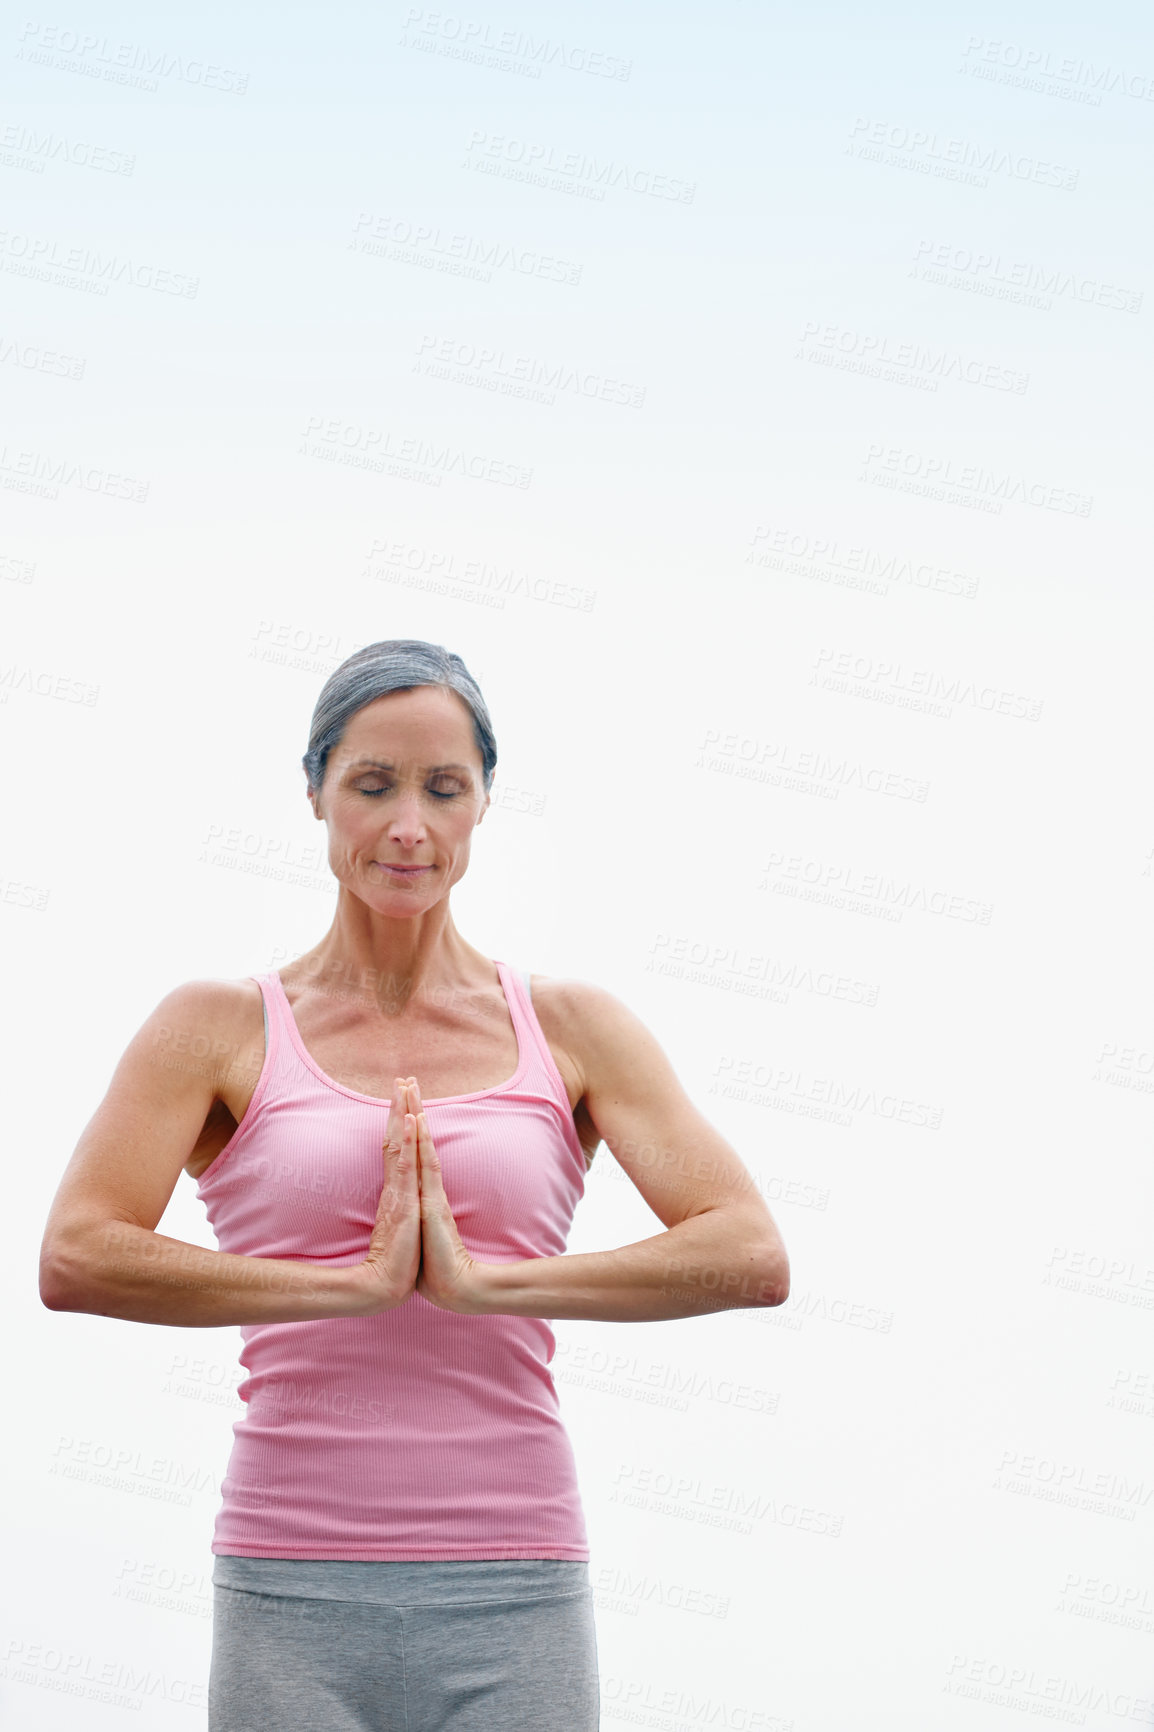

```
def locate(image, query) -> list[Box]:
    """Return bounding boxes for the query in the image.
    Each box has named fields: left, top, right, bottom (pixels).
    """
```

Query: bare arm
left=38, top=981, right=416, bottom=1326
left=410, top=982, right=790, bottom=1322
left=464, top=1211, right=778, bottom=1322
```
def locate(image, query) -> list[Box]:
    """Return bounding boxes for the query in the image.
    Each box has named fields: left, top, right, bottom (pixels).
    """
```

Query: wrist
left=462, top=1260, right=515, bottom=1317
left=331, top=1263, right=410, bottom=1318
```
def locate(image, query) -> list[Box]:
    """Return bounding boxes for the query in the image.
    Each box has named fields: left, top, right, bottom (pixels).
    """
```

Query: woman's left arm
left=417, top=981, right=790, bottom=1322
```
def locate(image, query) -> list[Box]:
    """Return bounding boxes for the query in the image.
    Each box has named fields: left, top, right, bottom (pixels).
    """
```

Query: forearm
left=468, top=1209, right=786, bottom=1322
left=41, top=1220, right=359, bottom=1326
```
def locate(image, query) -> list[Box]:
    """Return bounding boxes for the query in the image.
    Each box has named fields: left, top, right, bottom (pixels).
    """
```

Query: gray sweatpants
left=208, top=1555, right=600, bottom=1731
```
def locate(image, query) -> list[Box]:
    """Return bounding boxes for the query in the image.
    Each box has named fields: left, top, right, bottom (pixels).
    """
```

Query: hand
left=346, top=1077, right=422, bottom=1316
left=408, top=1080, right=486, bottom=1315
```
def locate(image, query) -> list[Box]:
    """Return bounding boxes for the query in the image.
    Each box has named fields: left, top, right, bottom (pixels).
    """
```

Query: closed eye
left=357, top=785, right=460, bottom=799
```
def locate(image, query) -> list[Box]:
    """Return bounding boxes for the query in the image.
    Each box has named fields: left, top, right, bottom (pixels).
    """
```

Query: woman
left=39, top=638, right=790, bottom=1731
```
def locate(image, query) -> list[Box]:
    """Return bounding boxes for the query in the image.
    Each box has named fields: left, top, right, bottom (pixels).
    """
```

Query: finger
left=385, top=1077, right=405, bottom=1146
left=415, top=1112, right=442, bottom=1190
left=383, top=1078, right=403, bottom=1148
left=406, top=1123, right=424, bottom=1193
left=389, top=1111, right=416, bottom=1157
left=414, top=1110, right=430, bottom=1184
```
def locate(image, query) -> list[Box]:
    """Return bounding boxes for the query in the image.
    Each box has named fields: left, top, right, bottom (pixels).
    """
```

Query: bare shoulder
left=526, top=975, right=659, bottom=1093
left=525, top=976, right=636, bottom=1163
left=156, top=974, right=262, bottom=1030
left=143, top=975, right=264, bottom=1087
left=525, top=973, right=595, bottom=1055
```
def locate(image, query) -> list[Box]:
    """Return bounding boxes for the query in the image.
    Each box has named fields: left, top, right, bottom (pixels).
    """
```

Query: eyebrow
left=345, top=759, right=472, bottom=774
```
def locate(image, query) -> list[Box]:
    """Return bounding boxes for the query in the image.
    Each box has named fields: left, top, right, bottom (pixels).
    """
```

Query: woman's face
left=309, top=685, right=490, bottom=912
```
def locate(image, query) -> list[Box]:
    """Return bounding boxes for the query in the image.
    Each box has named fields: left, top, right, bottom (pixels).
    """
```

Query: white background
left=4, top=1, right=1152, bottom=1727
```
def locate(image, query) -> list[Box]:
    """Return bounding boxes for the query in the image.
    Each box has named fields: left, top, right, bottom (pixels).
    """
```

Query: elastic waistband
left=212, top=1554, right=590, bottom=1606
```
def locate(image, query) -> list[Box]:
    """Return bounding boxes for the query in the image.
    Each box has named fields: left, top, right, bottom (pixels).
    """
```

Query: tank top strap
left=494, top=957, right=533, bottom=1052
left=247, top=962, right=569, bottom=1120
left=496, top=959, right=572, bottom=1106
left=251, top=969, right=289, bottom=1071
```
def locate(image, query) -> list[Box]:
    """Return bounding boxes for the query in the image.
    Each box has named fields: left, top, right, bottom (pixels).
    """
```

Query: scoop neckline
left=266, top=958, right=530, bottom=1107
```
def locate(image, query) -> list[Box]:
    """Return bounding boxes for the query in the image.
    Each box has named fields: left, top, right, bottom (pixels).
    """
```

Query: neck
left=289, top=893, right=490, bottom=1014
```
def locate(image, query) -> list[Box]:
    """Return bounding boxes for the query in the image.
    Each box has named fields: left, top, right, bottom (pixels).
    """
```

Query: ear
left=476, top=786, right=492, bottom=825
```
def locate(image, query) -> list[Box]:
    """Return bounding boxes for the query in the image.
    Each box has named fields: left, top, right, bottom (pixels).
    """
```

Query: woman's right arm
left=38, top=980, right=416, bottom=1326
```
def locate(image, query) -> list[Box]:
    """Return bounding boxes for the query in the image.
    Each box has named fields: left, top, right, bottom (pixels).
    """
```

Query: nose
left=385, top=787, right=428, bottom=850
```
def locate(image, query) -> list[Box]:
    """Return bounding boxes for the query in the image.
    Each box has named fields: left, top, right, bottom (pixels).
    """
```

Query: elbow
left=38, top=1226, right=100, bottom=1313
left=756, top=1245, right=790, bottom=1308
left=38, top=1247, right=86, bottom=1309
left=39, top=1249, right=74, bottom=1311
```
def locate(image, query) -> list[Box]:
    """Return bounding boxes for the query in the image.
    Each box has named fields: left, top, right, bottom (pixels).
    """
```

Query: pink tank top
left=195, top=960, right=591, bottom=1560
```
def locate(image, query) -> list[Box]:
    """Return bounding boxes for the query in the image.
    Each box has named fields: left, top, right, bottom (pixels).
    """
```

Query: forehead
left=334, top=686, right=479, bottom=765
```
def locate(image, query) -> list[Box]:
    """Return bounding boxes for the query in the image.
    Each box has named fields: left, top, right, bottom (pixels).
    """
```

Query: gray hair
left=301, top=640, right=497, bottom=798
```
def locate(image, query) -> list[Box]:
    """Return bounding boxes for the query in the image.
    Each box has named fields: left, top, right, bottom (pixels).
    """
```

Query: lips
left=376, top=863, right=433, bottom=875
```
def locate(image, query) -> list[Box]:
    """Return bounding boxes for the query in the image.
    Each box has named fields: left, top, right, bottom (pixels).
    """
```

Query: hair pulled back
left=301, top=640, right=497, bottom=798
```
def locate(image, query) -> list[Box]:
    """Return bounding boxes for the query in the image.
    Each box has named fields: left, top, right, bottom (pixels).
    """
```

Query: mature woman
left=39, top=638, right=790, bottom=1731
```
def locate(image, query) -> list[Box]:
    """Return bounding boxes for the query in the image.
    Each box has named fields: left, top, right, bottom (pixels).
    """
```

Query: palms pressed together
left=365, top=1076, right=481, bottom=1315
